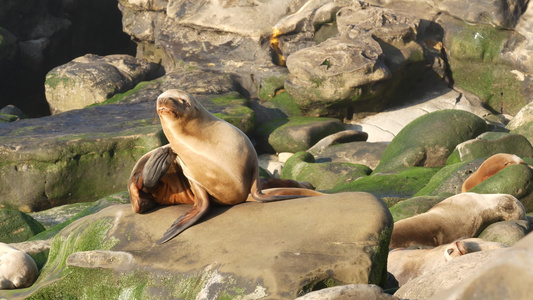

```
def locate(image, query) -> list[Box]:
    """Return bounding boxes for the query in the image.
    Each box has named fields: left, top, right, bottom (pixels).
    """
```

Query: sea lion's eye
left=447, top=248, right=454, bottom=255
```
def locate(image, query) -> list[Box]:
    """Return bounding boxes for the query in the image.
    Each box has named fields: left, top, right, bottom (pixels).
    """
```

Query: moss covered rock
left=2, top=193, right=393, bottom=299
left=373, top=110, right=487, bottom=174
left=389, top=196, right=445, bottom=222
left=415, top=159, right=485, bottom=197
left=446, top=133, right=533, bottom=164
left=255, top=117, right=344, bottom=153
left=438, top=15, right=529, bottom=115
left=469, top=164, right=533, bottom=212
left=0, top=210, right=45, bottom=243
left=0, top=101, right=165, bottom=212
left=280, top=152, right=372, bottom=191
left=511, top=121, right=533, bottom=146
left=329, top=167, right=439, bottom=200
left=477, top=220, right=532, bottom=246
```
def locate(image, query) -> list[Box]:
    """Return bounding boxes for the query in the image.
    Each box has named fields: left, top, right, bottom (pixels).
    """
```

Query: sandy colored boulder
left=11, top=192, right=393, bottom=299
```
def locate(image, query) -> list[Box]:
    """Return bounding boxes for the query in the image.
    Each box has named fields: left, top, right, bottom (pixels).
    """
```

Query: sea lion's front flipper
left=156, top=181, right=210, bottom=244
left=143, top=145, right=177, bottom=188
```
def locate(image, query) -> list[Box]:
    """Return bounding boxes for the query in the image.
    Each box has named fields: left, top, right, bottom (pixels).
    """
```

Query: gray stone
left=478, top=219, right=533, bottom=246
left=507, top=102, right=533, bottom=130
left=313, top=141, right=387, bottom=170
left=307, top=130, right=368, bottom=156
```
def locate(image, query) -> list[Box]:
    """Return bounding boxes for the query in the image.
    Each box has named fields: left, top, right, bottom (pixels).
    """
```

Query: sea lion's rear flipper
left=250, top=165, right=323, bottom=202
left=156, top=181, right=210, bottom=244
left=143, top=145, right=177, bottom=188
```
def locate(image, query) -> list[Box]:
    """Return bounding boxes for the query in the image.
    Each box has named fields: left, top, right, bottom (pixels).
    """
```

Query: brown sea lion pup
left=389, top=193, right=525, bottom=249
left=387, top=238, right=507, bottom=287
left=462, top=153, right=526, bottom=193
left=128, top=89, right=323, bottom=244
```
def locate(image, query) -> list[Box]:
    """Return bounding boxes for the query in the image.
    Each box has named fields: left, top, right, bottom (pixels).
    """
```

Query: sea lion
left=387, top=238, right=507, bottom=287
left=128, top=89, right=322, bottom=244
left=462, top=153, right=526, bottom=193
left=389, top=193, right=525, bottom=249
left=0, top=243, right=38, bottom=289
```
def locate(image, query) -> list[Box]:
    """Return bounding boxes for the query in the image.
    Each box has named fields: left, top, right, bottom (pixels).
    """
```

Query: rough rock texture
left=45, top=54, right=159, bottom=114
left=373, top=110, right=488, bottom=174
left=388, top=196, right=445, bottom=222
left=5, top=193, right=393, bottom=299
left=507, top=102, right=533, bottom=130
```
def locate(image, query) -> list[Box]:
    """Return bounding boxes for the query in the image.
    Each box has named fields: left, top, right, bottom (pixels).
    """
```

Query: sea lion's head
left=157, top=89, right=200, bottom=122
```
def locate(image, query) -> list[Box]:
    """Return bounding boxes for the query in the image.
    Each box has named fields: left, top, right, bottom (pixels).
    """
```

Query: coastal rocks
left=446, top=133, right=533, bottom=164
left=0, top=210, right=45, bottom=243
left=373, top=110, right=488, bottom=174
left=313, top=141, right=387, bottom=170
left=284, top=4, right=425, bottom=116
left=437, top=13, right=531, bottom=115
left=0, top=101, right=165, bottom=212
left=280, top=152, right=372, bottom=191
left=45, top=54, right=158, bottom=114
left=10, top=193, right=393, bottom=299
left=255, top=117, right=345, bottom=153
left=507, top=102, right=533, bottom=130
left=0, top=243, right=38, bottom=289
left=478, top=219, right=533, bottom=245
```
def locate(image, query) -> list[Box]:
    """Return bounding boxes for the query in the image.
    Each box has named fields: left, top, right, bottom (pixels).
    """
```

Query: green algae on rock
left=0, top=210, right=45, bottom=243
left=389, top=196, right=445, bottom=222
left=446, top=133, right=533, bottom=164
left=328, top=167, right=439, bottom=200
left=280, top=151, right=372, bottom=191
left=373, top=109, right=487, bottom=174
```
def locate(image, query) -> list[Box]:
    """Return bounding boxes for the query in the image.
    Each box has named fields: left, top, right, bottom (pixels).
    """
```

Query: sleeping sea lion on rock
left=389, top=193, right=525, bottom=249
left=128, top=89, right=322, bottom=244
left=462, top=153, right=526, bottom=193
left=387, top=238, right=507, bottom=287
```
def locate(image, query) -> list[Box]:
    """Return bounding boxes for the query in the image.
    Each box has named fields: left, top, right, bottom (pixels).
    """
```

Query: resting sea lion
left=387, top=238, right=507, bottom=287
left=128, top=89, right=322, bottom=244
left=462, top=153, right=526, bottom=193
left=389, top=193, right=525, bottom=249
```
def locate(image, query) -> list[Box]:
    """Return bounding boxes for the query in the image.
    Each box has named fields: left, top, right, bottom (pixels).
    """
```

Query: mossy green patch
left=445, top=21, right=525, bottom=114
left=29, top=192, right=128, bottom=241
left=268, top=91, right=303, bottom=117
left=207, top=92, right=256, bottom=134
left=328, top=167, right=439, bottom=199
left=511, top=121, right=533, bottom=146
left=91, top=80, right=156, bottom=106
left=0, top=112, right=19, bottom=122
left=446, top=134, right=533, bottom=164
left=374, top=110, right=487, bottom=174
left=415, top=161, right=469, bottom=196
left=259, top=75, right=288, bottom=101
left=389, top=196, right=445, bottom=222
left=281, top=151, right=372, bottom=191
left=0, top=210, right=46, bottom=243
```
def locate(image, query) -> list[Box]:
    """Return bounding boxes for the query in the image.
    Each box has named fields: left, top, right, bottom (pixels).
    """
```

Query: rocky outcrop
left=0, top=0, right=135, bottom=117
left=3, top=193, right=393, bottom=299
left=45, top=54, right=159, bottom=114
left=0, top=210, right=45, bottom=243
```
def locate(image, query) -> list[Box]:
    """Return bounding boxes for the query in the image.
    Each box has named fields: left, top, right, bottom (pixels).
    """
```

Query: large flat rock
left=9, top=192, right=393, bottom=299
